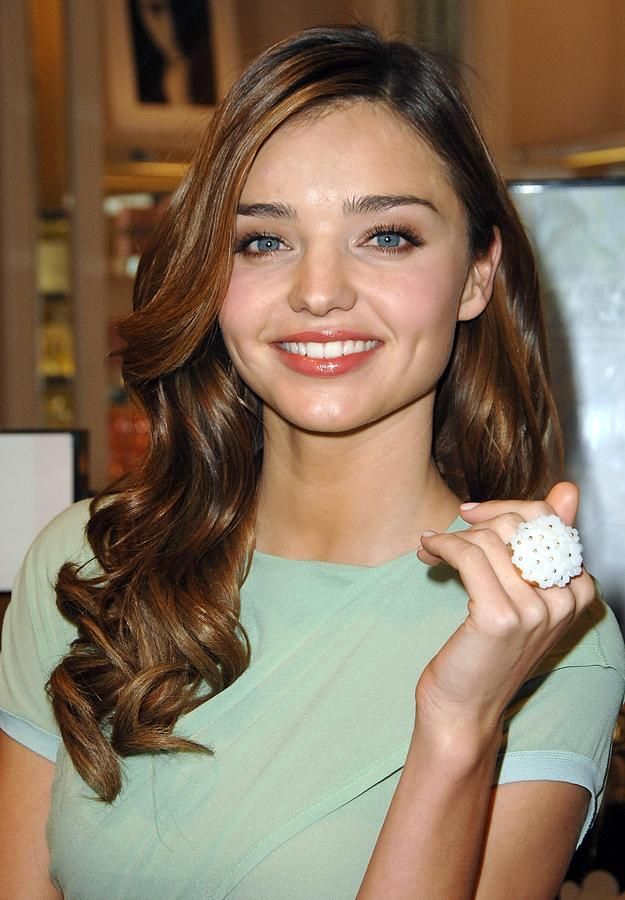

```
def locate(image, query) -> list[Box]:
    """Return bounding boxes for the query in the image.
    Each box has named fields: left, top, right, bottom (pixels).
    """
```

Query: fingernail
left=460, top=502, right=480, bottom=510
left=421, top=530, right=438, bottom=537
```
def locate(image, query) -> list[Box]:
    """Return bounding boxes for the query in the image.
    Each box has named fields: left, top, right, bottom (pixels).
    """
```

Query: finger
left=459, top=498, right=553, bottom=525
left=463, top=512, right=525, bottom=546
left=545, top=481, right=579, bottom=526
left=416, top=529, right=446, bottom=566
left=418, top=531, right=518, bottom=631
left=418, top=510, right=533, bottom=567
left=564, top=568, right=596, bottom=616
left=470, top=528, right=588, bottom=633
left=432, top=526, right=569, bottom=622
left=460, top=513, right=591, bottom=615
left=459, top=481, right=580, bottom=527
left=421, top=528, right=588, bottom=631
left=419, top=513, right=537, bottom=566
left=456, top=526, right=545, bottom=611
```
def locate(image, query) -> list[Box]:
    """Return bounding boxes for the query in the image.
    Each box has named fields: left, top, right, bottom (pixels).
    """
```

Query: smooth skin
left=0, top=732, right=59, bottom=898
left=2, top=103, right=593, bottom=897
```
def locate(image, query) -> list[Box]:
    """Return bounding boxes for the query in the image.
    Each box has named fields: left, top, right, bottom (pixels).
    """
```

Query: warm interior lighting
left=563, top=146, right=625, bottom=170
left=104, top=161, right=188, bottom=193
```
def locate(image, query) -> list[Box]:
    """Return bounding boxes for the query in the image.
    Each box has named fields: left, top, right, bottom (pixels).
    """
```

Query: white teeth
left=279, top=340, right=378, bottom=358
left=323, top=341, right=343, bottom=359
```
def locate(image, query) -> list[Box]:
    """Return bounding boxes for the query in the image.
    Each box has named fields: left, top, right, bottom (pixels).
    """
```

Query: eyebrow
left=236, top=194, right=438, bottom=220
left=344, top=194, right=439, bottom=215
left=237, top=202, right=297, bottom=219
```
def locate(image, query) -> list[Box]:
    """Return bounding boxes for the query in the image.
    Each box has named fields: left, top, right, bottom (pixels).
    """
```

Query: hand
left=414, top=482, right=595, bottom=745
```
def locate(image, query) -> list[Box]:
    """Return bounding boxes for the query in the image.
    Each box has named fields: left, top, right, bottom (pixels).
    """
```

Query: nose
left=288, top=245, right=357, bottom=316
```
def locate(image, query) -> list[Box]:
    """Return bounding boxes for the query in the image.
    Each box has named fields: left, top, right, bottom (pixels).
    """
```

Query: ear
left=457, top=227, right=502, bottom=322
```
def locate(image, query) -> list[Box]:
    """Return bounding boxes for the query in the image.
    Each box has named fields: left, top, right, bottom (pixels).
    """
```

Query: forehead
left=240, top=102, right=462, bottom=214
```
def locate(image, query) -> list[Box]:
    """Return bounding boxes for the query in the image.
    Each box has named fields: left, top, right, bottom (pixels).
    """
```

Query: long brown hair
left=48, top=25, right=561, bottom=801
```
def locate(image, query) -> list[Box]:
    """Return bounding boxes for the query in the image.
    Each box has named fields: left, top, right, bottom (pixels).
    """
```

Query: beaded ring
left=509, top=514, right=583, bottom=589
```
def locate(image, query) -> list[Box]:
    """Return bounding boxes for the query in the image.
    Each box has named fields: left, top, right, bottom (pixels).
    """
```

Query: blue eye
left=362, top=224, right=425, bottom=253
left=374, top=232, right=402, bottom=248
left=251, top=236, right=282, bottom=253
left=235, top=232, right=287, bottom=256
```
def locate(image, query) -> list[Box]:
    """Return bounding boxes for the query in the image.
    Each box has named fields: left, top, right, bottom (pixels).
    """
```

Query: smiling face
left=219, top=102, right=499, bottom=437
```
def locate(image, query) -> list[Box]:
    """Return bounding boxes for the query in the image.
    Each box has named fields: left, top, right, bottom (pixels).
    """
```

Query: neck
left=255, top=405, right=460, bottom=566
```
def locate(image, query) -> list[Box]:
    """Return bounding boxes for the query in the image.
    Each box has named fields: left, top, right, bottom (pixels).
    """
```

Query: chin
left=268, top=399, right=384, bottom=436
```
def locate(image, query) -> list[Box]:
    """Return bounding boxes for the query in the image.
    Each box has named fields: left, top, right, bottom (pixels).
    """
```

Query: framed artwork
left=103, top=0, right=242, bottom=156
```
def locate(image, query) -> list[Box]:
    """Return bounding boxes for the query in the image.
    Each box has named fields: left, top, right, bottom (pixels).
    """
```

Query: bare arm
left=357, top=483, right=597, bottom=898
left=359, top=737, right=588, bottom=899
left=358, top=721, right=502, bottom=897
left=0, top=730, right=61, bottom=899
left=475, top=780, right=588, bottom=898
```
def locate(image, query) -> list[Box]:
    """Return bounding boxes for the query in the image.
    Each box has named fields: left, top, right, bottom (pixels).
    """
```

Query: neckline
left=251, top=545, right=419, bottom=575
left=251, top=514, right=467, bottom=573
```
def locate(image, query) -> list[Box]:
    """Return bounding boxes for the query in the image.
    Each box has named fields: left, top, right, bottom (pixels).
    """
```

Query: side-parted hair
left=48, top=25, right=561, bottom=801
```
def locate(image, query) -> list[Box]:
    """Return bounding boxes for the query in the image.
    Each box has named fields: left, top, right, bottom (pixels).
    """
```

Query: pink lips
left=272, top=330, right=382, bottom=377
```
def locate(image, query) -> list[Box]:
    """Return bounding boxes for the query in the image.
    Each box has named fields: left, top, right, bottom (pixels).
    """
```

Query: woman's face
left=219, top=102, right=499, bottom=436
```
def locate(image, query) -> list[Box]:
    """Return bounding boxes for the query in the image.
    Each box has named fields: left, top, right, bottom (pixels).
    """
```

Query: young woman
left=1, top=25, right=623, bottom=900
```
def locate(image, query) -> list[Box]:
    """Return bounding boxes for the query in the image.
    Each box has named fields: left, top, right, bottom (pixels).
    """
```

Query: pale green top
left=1, top=500, right=624, bottom=900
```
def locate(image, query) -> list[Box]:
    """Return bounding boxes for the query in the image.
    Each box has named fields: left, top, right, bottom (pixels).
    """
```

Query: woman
left=1, top=25, right=623, bottom=899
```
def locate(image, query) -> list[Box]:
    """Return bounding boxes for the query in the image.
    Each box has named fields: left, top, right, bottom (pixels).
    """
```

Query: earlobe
left=457, top=226, right=503, bottom=322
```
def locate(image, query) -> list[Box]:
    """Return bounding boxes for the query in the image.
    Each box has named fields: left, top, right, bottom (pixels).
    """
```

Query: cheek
left=382, top=265, right=462, bottom=338
left=219, top=267, right=280, bottom=344
left=218, top=277, right=253, bottom=357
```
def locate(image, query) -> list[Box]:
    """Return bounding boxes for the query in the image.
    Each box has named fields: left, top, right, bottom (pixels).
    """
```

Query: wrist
left=409, top=707, right=503, bottom=776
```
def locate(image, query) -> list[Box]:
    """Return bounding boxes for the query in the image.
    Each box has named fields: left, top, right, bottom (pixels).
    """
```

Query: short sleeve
left=496, top=595, right=625, bottom=844
left=0, top=500, right=92, bottom=761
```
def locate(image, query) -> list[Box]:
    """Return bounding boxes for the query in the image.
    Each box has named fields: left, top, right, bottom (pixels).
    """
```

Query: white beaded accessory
left=509, top=514, right=583, bottom=589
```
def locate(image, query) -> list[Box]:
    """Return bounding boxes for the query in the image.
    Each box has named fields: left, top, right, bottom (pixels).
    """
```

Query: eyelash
left=235, top=231, right=286, bottom=256
left=234, top=223, right=426, bottom=257
left=360, top=223, right=426, bottom=254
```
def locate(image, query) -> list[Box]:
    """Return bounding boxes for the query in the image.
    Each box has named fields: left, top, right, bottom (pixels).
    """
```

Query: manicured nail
left=460, top=502, right=480, bottom=510
left=421, top=530, right=438, bottom=538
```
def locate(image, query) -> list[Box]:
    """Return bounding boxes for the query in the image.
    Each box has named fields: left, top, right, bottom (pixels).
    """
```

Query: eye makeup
left=234, top=222, right=427, bottom=258
left=359, top=222, right=426, bottom=254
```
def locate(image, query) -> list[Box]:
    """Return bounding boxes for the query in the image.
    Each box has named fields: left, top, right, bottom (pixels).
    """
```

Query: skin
left=0, top=733, right=59, bottom=898
left=220, top=103, right=500, bottom=563
left=2, top=103, right=593, bottom=897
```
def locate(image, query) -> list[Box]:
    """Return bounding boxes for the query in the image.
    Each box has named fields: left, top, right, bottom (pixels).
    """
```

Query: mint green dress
left=1, top=500, right=624, bottom=899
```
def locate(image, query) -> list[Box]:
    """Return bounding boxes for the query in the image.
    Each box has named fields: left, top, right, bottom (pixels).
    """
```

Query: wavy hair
left=48, top=25, right=562, bottom=801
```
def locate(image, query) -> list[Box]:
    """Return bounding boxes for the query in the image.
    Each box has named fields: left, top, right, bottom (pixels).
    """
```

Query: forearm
left=0, top=732, right=60, bottom=899
left=357, top=721, right=502, bottom=900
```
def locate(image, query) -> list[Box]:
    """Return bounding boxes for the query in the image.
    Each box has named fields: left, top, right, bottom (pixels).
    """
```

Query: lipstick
left=272, top=331, right=382, bottom=377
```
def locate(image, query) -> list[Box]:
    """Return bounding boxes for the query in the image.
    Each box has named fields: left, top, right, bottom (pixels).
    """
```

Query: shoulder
left=27, top=496, right=94, bottom=559
left=521, top=586, right=625, bottom=735
left=0, top=499, right=101, bottom=756
left=21, top=498, right=97, bottom=588
left=538, top=585, right=625, bottom=681
left=4, top=497, right=101, bottom=660
left=498, top=589, right=624, bottom=845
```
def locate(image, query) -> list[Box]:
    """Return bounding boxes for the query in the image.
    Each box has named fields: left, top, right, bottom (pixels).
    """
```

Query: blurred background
left=0, top=2, right=624, bottom=894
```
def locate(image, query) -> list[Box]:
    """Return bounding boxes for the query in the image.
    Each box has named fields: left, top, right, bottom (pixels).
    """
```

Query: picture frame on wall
left=103, top=0, right=242, bottom=157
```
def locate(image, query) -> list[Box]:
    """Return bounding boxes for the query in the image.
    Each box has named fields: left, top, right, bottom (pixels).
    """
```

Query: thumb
left=545, top=481, right=579, bottom=526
